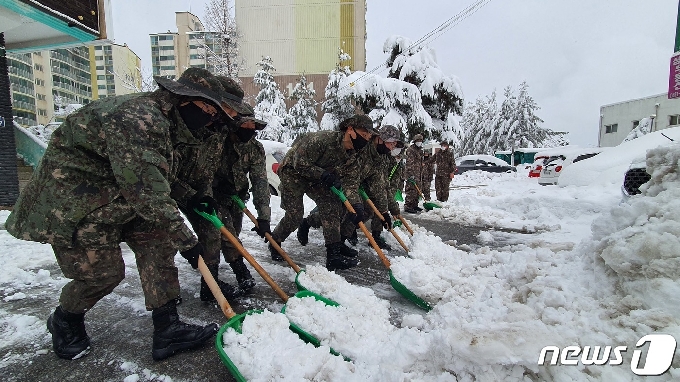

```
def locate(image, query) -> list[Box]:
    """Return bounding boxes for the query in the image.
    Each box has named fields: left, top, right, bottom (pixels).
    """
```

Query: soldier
left=5, top=68, right=250, bottom=361
left=210, top=89, right=269, bottom=295
left=422, top=148, right=435, bottom=200
left=404, top=134, right=425, bottom=213
left=434, top=140, right=457, bottom=202
left=299, top=125, right=399, bottom=251
left=270, top=115, right=378, bottom=271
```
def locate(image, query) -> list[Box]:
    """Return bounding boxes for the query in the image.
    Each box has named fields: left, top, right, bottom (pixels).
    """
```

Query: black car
left=455, top=157, right=517, bottom=175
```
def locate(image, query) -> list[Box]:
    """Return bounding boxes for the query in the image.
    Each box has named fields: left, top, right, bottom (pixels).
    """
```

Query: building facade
left=7, top=43, right=140, bottom=126
left=235, top=0, right=367, bottom=108
left=599, top=93, right=680, bottom=147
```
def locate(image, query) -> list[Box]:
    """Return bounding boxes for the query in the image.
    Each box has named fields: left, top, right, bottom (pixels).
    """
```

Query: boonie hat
left=342, top=114, right=379, bottom=135
left=216, top=76, right=267, bottom=130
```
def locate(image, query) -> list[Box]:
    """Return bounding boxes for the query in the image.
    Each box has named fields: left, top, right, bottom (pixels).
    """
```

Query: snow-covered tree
left=253, top=56, right=290, bottom=143
left=320, top=49, right=356, bottom=130
left=201, top=0, right=243, bottom=79
left=459, top=82, right=567, bottom=155
left=623, top=117, right=653, bottom=142
left=286, top=74, right=318, bottom=140
left=383, top=35, right=464, bottom=141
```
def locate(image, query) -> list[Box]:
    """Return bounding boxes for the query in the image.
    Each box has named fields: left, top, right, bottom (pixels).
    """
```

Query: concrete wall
left=599, top=93, right=680, bottom=147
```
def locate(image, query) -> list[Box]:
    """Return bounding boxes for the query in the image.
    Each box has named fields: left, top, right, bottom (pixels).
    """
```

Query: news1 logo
left=538, top=334, right=677, bottom=376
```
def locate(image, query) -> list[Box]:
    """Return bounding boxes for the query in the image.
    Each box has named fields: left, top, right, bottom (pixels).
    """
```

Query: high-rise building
left=235, top=0, right=367, bottom=106
left=8, top=43, right=141, bottom=126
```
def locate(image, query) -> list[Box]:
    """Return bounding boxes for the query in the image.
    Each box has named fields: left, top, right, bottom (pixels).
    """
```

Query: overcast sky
left=111, top=0, right=678, bottom=147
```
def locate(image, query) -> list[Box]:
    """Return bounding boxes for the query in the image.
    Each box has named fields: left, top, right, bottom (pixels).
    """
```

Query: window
left=97, top=75, right=105, bottom=80
left=95, top=46, right=102, bottom=51
left=38, top=109, right=47, bottom=116
left=34, top=64, right=43, bottom=71
left=573, top=153, right=599, bottom=164
left=670, top=115, right=680, bottom=126
left=604, top=124, right=618, bottom=134
left=35, top=78, right=45, bottom=86
left=98, top=85, right=106, bottom=89
left=36, top=93, right=46, bottom=101
left=96, top=65, right=104, bottom=70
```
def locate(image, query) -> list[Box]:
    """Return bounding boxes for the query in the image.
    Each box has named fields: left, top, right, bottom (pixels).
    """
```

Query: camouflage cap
left=154, top=68, right=232, bottom=115
left=413, top=133, right=424, bottom=142
left=340, top=114, right=379, bottom=135
left=440, top=140, right=450, bottom=146
left=215, top=76, right=267, bottom=130
left=379, top=124, right=401, bottom=143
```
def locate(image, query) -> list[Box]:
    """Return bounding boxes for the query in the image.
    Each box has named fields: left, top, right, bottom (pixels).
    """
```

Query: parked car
left=528, top=155, right=549, bottom=178
left=538, top=148, right=603, bottom=186
left=455, top=155, right=517, bottom=175
left=259, top=139, right=289, bottom=196
left=621, top=132, right=676, bottom=198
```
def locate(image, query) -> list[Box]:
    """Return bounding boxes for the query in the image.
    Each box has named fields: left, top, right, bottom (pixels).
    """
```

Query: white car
left=259, top=139, right=289, bottom=196
left=538, top=147, right=603, bottom=185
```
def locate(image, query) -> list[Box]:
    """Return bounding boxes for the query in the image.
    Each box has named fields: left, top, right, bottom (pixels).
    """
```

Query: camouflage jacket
left=434, top=149, right=456, bottom=177
left=171, top=125, right=227, bottom=209
left=355, top=143, right=389, bottom=213
left=213, top=137, right=271, bottom=221
left=6, top=90, right=197, bottom=250
left=383, top=155, right=405, bottom=215
left=405, top=144, right=425, bottom=182
left=279, top=130, right=362, bottom=204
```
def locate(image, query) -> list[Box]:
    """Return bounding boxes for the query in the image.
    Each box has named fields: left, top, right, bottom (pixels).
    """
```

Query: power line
left=339, top=0, right=492, bottom=92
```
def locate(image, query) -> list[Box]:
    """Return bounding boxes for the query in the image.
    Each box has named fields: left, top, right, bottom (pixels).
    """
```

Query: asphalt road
left=0, top=216, right=494, bottom=382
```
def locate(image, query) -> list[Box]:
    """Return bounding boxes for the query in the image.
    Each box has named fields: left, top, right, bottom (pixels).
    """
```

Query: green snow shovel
left=230, top=195, right=308, bottom=291
left=407, top=178, right=441, bottom=211
left=358, top=188, right=409, bottom=252
left=330, top=187, right=432, bottom=311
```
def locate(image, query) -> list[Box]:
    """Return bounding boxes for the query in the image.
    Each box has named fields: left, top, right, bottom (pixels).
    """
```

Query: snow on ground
left=3, top=144, right=680, bottom=380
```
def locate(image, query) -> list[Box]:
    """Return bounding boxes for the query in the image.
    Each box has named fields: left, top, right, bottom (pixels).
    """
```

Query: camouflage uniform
left=370, top=154, right=404, bottom=232
left=421, top=151, right=435, bottom=200
left=434, top=147, right=456, bottom=202
left=6, top=90, right=201, bottom=312
left=212, top=138, right=270, bottom=263
left=404, top=142, right=425, bottom=211
left=272, top=130, right=361, bottom=245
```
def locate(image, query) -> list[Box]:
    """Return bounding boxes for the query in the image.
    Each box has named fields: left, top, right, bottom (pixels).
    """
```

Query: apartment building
left=150, top=12, right=212, bottom=79
left=91, top=43, right=142, bottom=99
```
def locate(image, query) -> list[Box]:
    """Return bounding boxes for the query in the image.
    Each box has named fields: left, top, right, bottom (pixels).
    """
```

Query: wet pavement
left=0, top=216, right=513, bottom=382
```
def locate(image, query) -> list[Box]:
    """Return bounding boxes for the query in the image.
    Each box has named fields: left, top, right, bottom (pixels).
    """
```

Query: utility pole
left=676, top=0, right=680, bottom=53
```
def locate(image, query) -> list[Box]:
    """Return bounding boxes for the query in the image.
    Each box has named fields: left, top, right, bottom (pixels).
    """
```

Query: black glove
left=251, top=219, right=271, bottom=238
left=180, top=242, right=203, bottom=269
left=191, top=195, right=219, bottom=215
left=320, top=170, right=342, bottom=190
left=350, top=203, right=365, bottom=225
left=381, top=211, right=392, bottom=230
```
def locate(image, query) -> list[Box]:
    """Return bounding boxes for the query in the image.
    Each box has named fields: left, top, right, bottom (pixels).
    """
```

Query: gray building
left=599, top=93, right=680, bottom=147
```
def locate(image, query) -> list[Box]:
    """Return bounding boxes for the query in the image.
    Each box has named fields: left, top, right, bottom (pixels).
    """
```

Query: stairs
left=16, top=157, right=33, bottom=194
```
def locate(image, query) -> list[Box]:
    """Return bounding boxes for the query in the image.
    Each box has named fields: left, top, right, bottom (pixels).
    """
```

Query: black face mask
left=351, top=132, right=369, bottom=151
left=235, top=127, right=257, bottom=143
left=178, top=102, right=213, bottom=131
left=377, top=143, right=391, bottom=155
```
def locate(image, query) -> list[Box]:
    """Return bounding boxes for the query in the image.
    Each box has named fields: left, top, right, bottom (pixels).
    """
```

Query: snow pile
left=26, top=123, right=60, bottom=145
left=592, top=143, right=680, bottom=318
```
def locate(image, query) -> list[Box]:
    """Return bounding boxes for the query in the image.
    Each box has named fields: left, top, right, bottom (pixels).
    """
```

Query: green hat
left=340, top=114, right=379, bottom=135
left=154, top=68, right=240, bottom=115
left=379, top=125, right=401, bottom=143
left=215, top=76, right=267, bottom=130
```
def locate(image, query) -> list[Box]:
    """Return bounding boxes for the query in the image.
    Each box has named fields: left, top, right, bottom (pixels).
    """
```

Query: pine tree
left=320, top=49, right=355, bottom=130
left=253, top=56, right=289, bottom=143
left=383, top=35, right=464, bottom=141
left=286, top=74, right=319, bottom=140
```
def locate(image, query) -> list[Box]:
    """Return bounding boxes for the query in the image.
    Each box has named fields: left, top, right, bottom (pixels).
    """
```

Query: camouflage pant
left=421, top=174, right=433, bottom=200
left=435, top=176, right=452, bottom=202
left=274, top=168, right=345, bottom=244
left=182, top=206, right=222, bottom=267
left=218, top=200, right=245, bottom=263
left=404, top=180, right=421, bottom=209
left=308, top=201, right=383, bottom=241
left=53, top=208, right=180, bottom=313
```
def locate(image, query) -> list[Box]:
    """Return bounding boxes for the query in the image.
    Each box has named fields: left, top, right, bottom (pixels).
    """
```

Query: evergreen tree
left=320, top=49, right=355, bottom=130
left=286, top=74, right=319, bottom=140
left=460, top=92, right=499, bottom=155
left=383, top=35, right=464, bottom=141
left=253, top=56, right=289, bottom=143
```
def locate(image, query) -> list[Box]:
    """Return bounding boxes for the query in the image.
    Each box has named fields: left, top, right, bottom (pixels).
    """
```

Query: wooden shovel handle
left=397, top=215, right=414, bottom=236
left=218, top=226, right=289, bottom=303
left=243, top=207, right=302, bottom=273
left=197, top=256, right=236, bottom=319
left=343, top=200, right=391, bottom=269
left=364, top=198, right=409, bottom=252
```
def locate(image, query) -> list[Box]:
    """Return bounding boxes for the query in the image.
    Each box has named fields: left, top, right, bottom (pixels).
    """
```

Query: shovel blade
left=294, top=269, right=308, bottom=292
left=423, top=202, right=441, bottom=211
left=389, top=270, right=432, bottom=311
left=215, top=310, right=263, bottom=382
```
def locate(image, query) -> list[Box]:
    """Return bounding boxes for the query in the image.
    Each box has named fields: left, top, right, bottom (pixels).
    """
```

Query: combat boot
left=269, top=235, right=284, bottom=261
left=372, top=231, right=392, bottom=250
left=339, top=242, right=358, bottom=257
left=326, top=243, right=359, bottom=271
left=151, top=301, right=218, bottom=361
left=46, top=306, right=91, bottom=360
left=344, top=230, right=358, bottom=246
left=229, top=258, right=255, bottom=293
left=200, top=264, right=244, bottom=302
left=296, top=218, right=311, bottom=246
left=404, top=206, right=419, bottom=214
